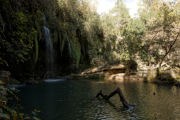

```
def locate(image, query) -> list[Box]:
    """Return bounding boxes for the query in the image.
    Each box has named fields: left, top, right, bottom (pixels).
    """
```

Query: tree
left=100, top=0, right=132, bottom=62
left=138, top=0, right=180, bottom=70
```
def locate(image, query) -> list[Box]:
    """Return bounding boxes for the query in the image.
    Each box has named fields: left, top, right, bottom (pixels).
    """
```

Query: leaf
left=2, top=105, right=16, bottom=114
left=33, top=116, right=41, bottom=120
left=12, top=113, right=18, bottom=120
left=19, top=113, right=24, bottom=120
left=17, top=53, right=24, bottom=59
left=0, top=113, right=10, bottom=119
left=0, top=80, right=5, bottom=85
left=34, top=109, right=40, bottom=113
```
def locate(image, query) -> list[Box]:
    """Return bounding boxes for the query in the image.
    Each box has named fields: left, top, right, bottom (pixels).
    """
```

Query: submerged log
left=96, top=87, right=130, bottom=108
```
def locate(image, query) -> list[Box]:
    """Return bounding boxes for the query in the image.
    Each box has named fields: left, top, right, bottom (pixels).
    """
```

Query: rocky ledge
left=68, top=64, right=144, bottom=82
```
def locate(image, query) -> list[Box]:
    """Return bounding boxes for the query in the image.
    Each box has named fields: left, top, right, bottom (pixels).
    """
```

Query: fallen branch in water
left=96, top=87, right=130, bottom=108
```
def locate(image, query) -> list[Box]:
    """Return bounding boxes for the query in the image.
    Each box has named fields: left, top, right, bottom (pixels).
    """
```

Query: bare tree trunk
left=159, top=32, right=180, bottom=68
left=96, top=87, right=130, bottom=108
left=156, top=32, right=180, bottom=77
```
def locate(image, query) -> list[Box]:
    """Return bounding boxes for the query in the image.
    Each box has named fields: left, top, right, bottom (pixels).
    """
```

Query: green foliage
left=100, top=0, right=180, bottom=69
left=100, top=0, right=133, bottom=62
left=51, top=0, right=104, bottom=66
left=1, top=0, right=179, bottom=78
left=34, top=30, right=39, bottom=64
left=70, top=39, right=81, bottom=65
left=0, top=0, right=43, bottom=67
left=138, top=0, right=180, bottom=67
left=0, top=0, right=105, bottom=75
left=0, top=81, right=40, bottom=120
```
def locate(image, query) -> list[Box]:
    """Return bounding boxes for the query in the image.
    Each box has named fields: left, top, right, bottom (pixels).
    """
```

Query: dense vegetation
left=102, top=0, right=180, bottom=67
left=0, top=0, right=180, bottom=80
left=0, top=0, right=103, bottom=80
left=0, top=0, right=180, bottom=119
left=0, top=81, right=41, bottom=119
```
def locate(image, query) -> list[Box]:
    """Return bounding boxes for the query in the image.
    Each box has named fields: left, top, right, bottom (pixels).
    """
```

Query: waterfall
left=44, top=26, right=54, bottom=77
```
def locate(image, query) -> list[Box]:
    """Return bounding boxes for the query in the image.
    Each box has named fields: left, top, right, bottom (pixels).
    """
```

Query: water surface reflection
left=19, top=80, right=180, bottom=120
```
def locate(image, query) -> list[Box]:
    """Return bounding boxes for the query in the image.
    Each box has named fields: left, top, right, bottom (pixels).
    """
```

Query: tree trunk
left=96, top=87, right=130, bottom=108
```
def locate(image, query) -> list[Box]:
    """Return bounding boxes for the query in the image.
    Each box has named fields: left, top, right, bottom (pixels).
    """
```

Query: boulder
left=80, top=64, right=126, bottom=75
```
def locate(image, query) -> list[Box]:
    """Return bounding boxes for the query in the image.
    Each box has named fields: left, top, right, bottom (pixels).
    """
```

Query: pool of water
left=18, top=80, right=180, bottom=120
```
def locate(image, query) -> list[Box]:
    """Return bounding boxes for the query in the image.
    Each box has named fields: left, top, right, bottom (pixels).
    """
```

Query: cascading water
left=44, top=26, right=55, bottom=77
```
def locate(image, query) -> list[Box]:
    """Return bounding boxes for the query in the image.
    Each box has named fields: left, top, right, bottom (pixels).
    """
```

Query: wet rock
left=80, top=64, right=126, bottom=75
left=78, top=63, right=144, bottom=82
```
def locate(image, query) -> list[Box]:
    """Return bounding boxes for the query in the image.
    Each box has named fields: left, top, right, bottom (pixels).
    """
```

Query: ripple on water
left=7, top=84, right=26, bottom=88
left=18, top=80, right=180, bottom=120
left=44, top=78, right=66, bottom=83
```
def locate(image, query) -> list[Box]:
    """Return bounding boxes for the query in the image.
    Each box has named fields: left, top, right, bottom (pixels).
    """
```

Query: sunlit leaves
left=138, top=0, right=180, bottom=67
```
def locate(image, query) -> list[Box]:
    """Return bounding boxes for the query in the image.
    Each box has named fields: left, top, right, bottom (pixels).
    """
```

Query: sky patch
left=96, top=0, right=140, bottom=17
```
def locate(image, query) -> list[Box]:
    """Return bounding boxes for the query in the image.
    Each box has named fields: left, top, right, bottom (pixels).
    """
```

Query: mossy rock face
left=171, top=69, right=180, bottom=79
left=157, top=72, right=175, bottom=82
left=146, top=69, right=180, bottom=85
left=125, top=60, right=138, bottom=72
left=146, top=69, right=157, bottom=82
left=147, top=69, right=177, bottom=81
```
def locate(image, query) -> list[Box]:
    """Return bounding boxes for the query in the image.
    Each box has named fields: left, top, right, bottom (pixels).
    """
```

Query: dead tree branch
left=159, top=31, right=180, bottom=67
left=96, top=87, right=130, bottom=108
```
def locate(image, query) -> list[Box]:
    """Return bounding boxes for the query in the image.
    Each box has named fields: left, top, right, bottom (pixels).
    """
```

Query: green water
left=18, top=80, right=180, bottom=120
